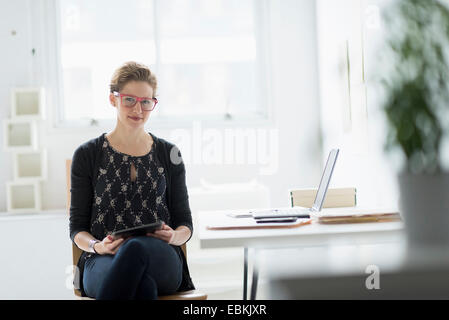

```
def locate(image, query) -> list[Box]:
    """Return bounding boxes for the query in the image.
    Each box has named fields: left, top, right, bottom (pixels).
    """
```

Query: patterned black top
left=90, top=134, right=170, bottom=240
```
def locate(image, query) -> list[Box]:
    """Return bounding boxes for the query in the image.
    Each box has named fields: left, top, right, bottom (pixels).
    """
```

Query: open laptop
left=231, top=149, right=339, bottom=220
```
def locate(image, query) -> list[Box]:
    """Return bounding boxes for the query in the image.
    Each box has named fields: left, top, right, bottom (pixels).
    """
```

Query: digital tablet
left=111, top=221, right=164, bottom=240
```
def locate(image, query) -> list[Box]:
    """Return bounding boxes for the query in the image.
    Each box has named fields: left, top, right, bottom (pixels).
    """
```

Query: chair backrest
left=65, top=159, right=187, bottom=297
left=290, top=187, right=357, bottom=208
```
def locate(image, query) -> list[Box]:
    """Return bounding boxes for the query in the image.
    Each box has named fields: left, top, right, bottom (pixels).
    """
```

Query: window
left=56, top=0, right=270, bottom=125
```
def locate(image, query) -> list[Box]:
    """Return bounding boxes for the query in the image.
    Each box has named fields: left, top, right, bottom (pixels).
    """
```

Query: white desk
left=198, top=209, right=404, bottom=299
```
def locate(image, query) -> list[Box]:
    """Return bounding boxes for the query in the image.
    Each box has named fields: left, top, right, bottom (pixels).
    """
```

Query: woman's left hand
left=147, top=222, right=176, bottom=244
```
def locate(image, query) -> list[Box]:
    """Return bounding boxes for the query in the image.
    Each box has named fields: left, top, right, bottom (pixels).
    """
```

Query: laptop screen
left=311, top=149, right=339, bottom=212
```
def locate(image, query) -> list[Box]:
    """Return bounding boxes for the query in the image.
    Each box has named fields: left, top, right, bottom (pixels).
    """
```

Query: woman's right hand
left=94, top=235, right=125, bottom=255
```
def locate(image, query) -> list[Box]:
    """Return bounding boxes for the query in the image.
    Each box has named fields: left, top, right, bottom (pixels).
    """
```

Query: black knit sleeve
left=167, top=145, right=193, bottom=243
left=69, top=144, right=94, bottom=243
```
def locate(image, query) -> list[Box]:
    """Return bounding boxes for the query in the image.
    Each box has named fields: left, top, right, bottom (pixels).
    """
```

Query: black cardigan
left=69, top=132, right=195, bottom=295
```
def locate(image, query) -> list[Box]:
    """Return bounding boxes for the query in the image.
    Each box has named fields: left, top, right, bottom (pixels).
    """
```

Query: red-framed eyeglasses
left=113, top=91, right=158, bottom=111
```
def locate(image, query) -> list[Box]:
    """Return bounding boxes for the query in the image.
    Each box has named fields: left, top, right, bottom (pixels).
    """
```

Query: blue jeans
left=83, top=236, right=183, bottom=300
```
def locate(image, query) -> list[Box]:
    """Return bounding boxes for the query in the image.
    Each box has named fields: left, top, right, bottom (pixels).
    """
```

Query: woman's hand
left=94, top=235, right=125, bottom=255
left=147, top=222, right=176, bottom=244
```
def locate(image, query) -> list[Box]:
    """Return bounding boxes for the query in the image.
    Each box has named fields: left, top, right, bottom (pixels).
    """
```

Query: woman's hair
left=109, top=61, right=158, bottom=97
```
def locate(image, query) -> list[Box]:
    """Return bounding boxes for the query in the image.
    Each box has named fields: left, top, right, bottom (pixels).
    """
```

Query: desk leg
left=250, top=249, right=259, bottom=300
left=243, top=247, right=248, bottom=300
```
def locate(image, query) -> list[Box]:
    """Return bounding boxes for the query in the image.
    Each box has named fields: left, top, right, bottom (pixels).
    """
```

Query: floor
left=0, top=210, right=270, bottom=300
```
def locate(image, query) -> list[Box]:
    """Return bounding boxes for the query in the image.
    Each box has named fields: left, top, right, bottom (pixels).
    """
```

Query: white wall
left=0, top=0, right=323, bottom=212
left=315, top=0, right=400, bottom=209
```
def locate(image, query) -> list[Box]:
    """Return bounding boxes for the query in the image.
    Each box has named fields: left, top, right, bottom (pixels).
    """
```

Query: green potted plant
left=380, top=0, right=449, bottom=249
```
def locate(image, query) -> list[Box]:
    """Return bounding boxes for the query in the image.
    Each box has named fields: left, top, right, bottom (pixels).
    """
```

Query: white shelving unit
left=3, top=118, right=38, bottom=152
left=6, top=181, right=42, bottom=213
left=4, top=87, right=46, bottom=213
left=11, top=87, right=45, bottom=120
left=13, top=149, right=47, bottom=181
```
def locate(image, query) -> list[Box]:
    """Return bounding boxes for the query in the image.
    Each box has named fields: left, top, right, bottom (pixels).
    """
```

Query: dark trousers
left=83, top=236, right=183, bottom=300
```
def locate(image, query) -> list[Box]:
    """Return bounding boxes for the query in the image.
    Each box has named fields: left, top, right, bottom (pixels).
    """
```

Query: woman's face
left=110, top=80, right=155, bottom=129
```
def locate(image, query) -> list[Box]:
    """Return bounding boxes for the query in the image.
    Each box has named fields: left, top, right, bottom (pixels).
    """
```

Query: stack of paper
left=316, top=208, right=401, bottom=224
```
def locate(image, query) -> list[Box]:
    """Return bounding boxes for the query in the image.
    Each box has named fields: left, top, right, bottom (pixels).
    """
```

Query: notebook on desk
left=206, top=216, right=312, bottom=230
